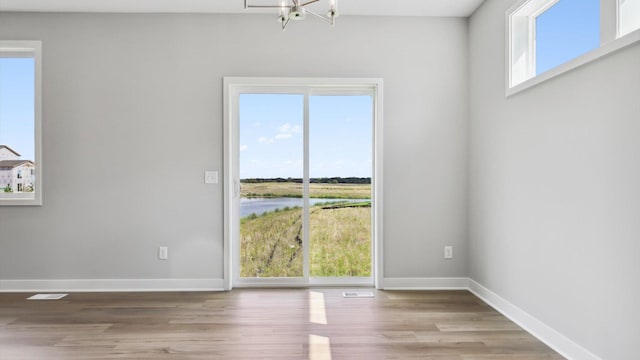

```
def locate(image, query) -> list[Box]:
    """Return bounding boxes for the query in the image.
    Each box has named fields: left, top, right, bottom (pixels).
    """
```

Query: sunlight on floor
left=309, top=334, right=332, bottom=360
left=309, top=291, right=327, bottom=325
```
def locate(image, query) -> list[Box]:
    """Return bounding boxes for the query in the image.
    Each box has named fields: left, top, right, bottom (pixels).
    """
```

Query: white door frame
left=223, top=77, right=384, bottom=290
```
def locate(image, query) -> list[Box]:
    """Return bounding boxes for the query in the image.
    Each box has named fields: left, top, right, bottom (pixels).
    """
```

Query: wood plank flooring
left=0, top=289, right=564, bottom=359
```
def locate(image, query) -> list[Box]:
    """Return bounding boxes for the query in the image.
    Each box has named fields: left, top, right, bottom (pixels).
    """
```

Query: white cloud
left=279, top=123, right=292, bottom=132
left=240, top=145, right=248, bottom=152
left=278, top=123, right=301, bottom=134
left=275, top=133, right=292, bottom=140
left=257, top=122, right=301, bottom=145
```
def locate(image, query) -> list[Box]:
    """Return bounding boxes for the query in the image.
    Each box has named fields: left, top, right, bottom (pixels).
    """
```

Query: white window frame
left=619, top=0, right=640, bottom=37
left=0, top=41, right=42, bottom=206
left=222, top=77, right=384, bottom=290
left=506, top=0, right=640, bottom=96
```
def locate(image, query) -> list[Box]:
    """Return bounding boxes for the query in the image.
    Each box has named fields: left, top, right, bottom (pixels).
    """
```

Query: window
left=535, top=0, right=600, bottom=75
left=0, top=41, right=42, bottom=205
left=507, top=0, right=640, bottom=95
left=620, top=0, right=640, bottom=36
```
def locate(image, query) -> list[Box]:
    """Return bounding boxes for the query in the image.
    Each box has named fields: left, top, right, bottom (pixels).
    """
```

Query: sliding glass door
left=225, top=79, right=382, bottom=288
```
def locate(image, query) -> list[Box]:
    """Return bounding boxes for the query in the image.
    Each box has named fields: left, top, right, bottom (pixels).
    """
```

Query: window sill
left=506, top=28, right=640, bottom=97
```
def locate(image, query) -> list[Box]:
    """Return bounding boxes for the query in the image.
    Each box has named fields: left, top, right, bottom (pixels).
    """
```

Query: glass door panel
left=239, top=94, right=304, bottom=278
left=308, top=95, right=373, bottom=278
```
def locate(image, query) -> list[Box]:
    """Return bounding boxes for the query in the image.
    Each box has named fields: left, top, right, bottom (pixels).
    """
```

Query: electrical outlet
left=159, top=246, right=168, bottom=260
left=444, top=246, right=453, bottom=259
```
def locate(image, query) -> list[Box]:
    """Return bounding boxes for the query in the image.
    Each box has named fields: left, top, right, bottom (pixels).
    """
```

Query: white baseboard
left=382, top=277, right=469, bottom=290
left=0, top=278, right=225, bottom=292
left=468, top=279, right=602, bottom=360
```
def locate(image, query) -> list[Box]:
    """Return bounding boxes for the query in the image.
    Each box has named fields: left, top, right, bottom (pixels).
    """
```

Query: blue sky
left=239, top=94, right=372, bottom=179
left=0, top=57, right=35, bottom=161
left=536, top=0, right=600, bottom=75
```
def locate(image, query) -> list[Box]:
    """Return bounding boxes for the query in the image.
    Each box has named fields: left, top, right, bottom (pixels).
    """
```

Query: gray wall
left=0, top=13, right=469, bottom=281
left=469, top=1, right=640, bottom=359
left=3, top=5, right=638, bottom=359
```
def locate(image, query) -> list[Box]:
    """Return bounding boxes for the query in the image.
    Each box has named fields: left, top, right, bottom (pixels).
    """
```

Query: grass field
left=241, top=182, right=371, bottom=199
left=240, top=202, right=371, bottom=278
left=309, top=204, right=371, bottom=277
left=241, top=206, right=304, bottom=278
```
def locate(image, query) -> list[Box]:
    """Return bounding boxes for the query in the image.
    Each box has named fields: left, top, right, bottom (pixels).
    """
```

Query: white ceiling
left=0, top=0, right=485, bottom=17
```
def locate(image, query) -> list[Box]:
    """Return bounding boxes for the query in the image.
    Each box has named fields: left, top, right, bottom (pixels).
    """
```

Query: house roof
left=0, top=160, right=34, bottom=169
left=0, top=145, right=21, bottom=157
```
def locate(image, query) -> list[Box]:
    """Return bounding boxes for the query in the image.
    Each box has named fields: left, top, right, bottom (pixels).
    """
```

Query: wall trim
left=0, top=278, right=225, bottom=292
left=382, top=277, right=470, bottom=290
left=468, top=279, right=602, bottom=360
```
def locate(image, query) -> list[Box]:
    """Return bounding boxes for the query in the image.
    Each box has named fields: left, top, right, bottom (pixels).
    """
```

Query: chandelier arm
left=246, top=5, right=293, bottom=8
left=300, top=0, right=320, bottom=6
left=282, top=16, right=291, bottom=30
left=305, top=9, right=333, bottom=24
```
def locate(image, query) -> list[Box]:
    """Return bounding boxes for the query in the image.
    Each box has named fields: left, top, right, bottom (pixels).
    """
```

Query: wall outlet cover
left=159, top=246, right=169, bottom=260
left=444, top=246, right=453, bottom=259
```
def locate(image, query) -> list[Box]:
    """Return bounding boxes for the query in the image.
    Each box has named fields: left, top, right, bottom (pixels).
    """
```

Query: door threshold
left=233, top=277, right=374, bottom=288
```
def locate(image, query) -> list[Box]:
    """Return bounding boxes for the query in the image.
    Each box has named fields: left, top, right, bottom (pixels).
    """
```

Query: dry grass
left=240, top=204, right=371, bottom=278
left=309, top=206, right=371, bottom=277
left=241, top=182, right=371, bottom=199
left=240, top=207, right=304, bottom=277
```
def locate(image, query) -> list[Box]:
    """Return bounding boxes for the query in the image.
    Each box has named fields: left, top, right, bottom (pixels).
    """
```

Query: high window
left=620, top=0, right=640, bottom=36
left=535, top=0, right=601, bottom=75
left=507, top=0, right=640, bottom=94
left=0, top=41, right=42, bottom=205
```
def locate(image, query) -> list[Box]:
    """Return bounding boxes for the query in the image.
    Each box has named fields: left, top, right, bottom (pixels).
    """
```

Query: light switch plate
left=205, top=171, right=218, bottom=184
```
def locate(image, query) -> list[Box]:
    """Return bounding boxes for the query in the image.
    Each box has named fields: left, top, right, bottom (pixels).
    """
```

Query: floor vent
left=343, top=291, right=374, bottom=298
left=27, top=294, right=68, bottom=300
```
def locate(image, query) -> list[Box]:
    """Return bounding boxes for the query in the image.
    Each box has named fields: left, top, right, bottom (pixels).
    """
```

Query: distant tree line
left=241, top=177, right=371, bottom=184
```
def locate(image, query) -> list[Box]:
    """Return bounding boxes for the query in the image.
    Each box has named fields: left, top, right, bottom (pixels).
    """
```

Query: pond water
left=240, top=197, right=370, bottom=218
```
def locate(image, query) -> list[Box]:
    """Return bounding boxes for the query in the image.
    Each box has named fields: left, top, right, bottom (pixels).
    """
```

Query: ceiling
left=0, top=0, right=485, bottom=17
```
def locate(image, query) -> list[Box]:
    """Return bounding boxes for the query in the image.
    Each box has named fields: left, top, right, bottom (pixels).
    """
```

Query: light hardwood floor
left=0, top=289, right=564, bottom=359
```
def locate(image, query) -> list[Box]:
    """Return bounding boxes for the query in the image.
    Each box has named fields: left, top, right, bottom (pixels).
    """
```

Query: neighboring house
left=0, top=145, right=35, bottom=192
left=0, top=144, right=21, bottom=161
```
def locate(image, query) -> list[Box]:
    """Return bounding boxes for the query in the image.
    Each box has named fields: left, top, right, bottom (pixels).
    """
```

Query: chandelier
left=244, top=0, right=338, bottom=30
